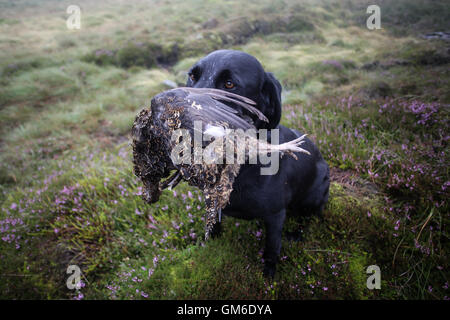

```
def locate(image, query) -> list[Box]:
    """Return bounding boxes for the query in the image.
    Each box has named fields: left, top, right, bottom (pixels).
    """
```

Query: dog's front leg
left=263, top=209, right=286, bottom=278
left=209, top=209, right=222, bottom=238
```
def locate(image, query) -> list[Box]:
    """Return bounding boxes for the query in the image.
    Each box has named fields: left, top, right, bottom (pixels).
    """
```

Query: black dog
left=186, top=50, right=330, bottom=277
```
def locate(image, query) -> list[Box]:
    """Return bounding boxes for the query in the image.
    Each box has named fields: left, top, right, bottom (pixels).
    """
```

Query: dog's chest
left=223, top=165, right=286, bottom=218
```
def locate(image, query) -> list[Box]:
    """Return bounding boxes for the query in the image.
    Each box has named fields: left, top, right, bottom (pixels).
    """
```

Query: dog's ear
left=261, top=72, right=282, bottom=129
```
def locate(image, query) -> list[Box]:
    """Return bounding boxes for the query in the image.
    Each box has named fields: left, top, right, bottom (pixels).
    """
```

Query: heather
left=0, top=0, right=448, bottom=299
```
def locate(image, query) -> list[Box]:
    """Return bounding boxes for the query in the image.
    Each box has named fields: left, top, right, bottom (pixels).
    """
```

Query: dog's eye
left=224, top=80, right=234, bottom=89
left=189, top=73, right=196, bottom=82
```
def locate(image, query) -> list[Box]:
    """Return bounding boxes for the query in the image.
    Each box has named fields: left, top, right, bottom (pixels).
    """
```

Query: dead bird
left=132, top=87, right=310, bottom=239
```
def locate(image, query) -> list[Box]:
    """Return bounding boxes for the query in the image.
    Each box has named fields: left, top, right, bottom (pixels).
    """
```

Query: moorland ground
left=0, top=0, right=448, bottom=299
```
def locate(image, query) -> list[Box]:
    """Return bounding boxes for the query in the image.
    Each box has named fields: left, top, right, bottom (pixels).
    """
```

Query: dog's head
left=186, top=50, right=282, bottom=129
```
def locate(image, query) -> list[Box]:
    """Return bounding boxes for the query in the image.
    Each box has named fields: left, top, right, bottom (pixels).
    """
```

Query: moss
left=285, top=14, right=315, bottom=32
left=116, top=43, right=159, bottom=69
left=347, top=251, right=370, bottom=299
left=130, top=239, right=268, bottom=299
left=84, top=42, right=180, bottom=69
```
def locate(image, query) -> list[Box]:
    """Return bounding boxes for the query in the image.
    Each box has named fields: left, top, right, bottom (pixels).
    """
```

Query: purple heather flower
left=74, top=293, right=84, bottom=300
left=322, top=59, right=343, bottom=69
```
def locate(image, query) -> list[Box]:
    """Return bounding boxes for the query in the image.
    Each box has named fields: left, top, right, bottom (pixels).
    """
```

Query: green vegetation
left=0, top=0, right=448, bottom=300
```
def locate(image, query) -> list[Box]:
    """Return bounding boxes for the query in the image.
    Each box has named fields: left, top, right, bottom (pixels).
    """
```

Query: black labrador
left=186, top=49, right=330, bottom=277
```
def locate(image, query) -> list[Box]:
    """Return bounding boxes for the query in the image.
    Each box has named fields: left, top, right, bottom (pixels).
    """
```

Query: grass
left=0, top=0, right=448, bottom=300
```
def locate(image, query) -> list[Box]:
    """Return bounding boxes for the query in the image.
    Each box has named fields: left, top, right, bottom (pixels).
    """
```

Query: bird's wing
left=180, top=91, right=256, bottom=132
left=176, top=87, right=268, bottom=123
